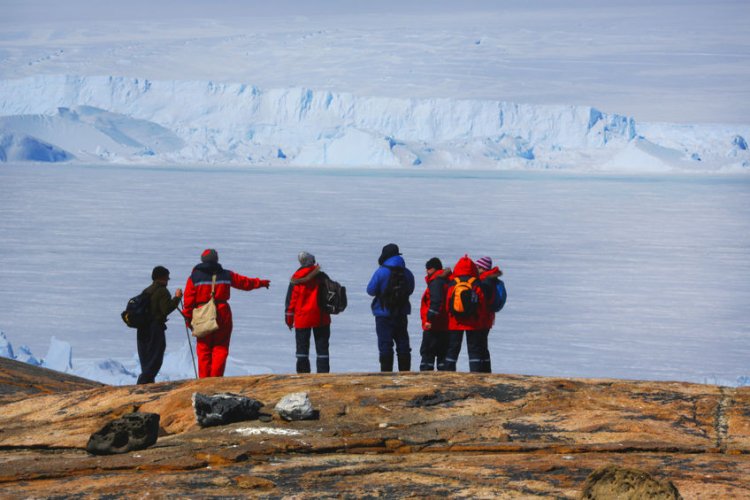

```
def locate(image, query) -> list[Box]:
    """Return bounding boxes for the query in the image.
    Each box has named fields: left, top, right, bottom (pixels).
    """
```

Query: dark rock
left=581, top=465, right=682, bottom=499
left=86, top=412, right=159, bottom=455
left=192, top=392, right=264, bottom=427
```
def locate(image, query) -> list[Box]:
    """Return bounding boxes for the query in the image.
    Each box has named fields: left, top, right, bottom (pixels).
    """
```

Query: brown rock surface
left=0, top=356, right=102, bottom=404
left=0, top=365, right=748, bottom=498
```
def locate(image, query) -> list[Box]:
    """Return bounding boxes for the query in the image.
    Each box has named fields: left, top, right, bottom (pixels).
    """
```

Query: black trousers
left=443, top=331, right=464, bottom=371
left=295, top=325, right=331, bottom=373
left=419, top=329, right=450, bottom=371
left=466, top=329, right=491, bottom=373
left=137, top=322, right=166, bottom=384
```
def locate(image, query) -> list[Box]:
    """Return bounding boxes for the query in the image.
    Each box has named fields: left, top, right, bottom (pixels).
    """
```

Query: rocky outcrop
left=86, top=412, right=160, bottom=455
left=581, top=465, right=683, bottom=499
left=192, top=392, right=264, bottom=427
left=274, top=391, right=316, bottom=421
left=0, top=365, right=748, bottom=498
left=0, top=356, right=102, bottom=404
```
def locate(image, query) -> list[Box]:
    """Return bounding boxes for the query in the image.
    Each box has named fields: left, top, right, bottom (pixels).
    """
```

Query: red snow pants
left=196, top=324, right=232, bottom=377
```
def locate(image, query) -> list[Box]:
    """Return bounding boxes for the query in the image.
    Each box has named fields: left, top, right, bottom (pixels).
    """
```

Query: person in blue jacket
left=366, top=243, right=416, bottom=372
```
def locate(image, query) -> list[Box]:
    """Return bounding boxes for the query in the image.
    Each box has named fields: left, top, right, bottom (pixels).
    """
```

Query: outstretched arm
left=230, top=271, right=270, bottom=291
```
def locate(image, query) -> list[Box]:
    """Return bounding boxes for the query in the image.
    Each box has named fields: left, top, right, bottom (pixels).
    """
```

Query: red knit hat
left=201, top=248, right=218, bottom=263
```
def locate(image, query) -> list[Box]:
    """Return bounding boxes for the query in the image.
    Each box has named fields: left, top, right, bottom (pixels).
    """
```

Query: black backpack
left=121, top=291, right=152, bottom=328
left=317, top=272, right=347, bottom=315
left=449, top=276, right=481, bottom=318
left=382, top=266, right=410, bottom=313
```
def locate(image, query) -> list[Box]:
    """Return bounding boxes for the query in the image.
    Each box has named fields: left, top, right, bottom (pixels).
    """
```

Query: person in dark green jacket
left=137, top=266, right=183, bottom=384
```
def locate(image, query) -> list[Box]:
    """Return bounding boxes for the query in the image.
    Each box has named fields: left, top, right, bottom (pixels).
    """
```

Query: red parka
left=420, top=268, right=451, bottom=331
left=285, top=265, right=331, bottom=329
left=182, top=262, right=264, bottom=330
left=182, top=262, right=266, bottom=378
left=447, top=255, right=487, bottom=331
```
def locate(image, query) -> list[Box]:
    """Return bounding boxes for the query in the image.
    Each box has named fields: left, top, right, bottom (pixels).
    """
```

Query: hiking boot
left=379, top=354, right=394, bottom=372
left=296, top=357, right=311, bottom=374
left=397, top=354, right=411, bottom=372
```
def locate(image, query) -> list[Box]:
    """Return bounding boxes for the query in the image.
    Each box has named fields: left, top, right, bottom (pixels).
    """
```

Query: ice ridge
left=0, top=75, right=748, bottom=171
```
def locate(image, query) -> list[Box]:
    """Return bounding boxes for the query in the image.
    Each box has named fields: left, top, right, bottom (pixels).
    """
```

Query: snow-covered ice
left=0, top=165, right=748, bottom=387
left=0, top=1, right=748, bottom=386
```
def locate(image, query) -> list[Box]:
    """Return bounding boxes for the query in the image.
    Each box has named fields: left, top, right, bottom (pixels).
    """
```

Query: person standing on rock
left=445, top=255, right=488, bottom=372
left=182, top=249, right=270, bottom=378
left=366, top=243, right=415, bottom=372
left=419, top=257, right=452, bottom=371
left=285, top=251, right=331, bottom=373
left=137, top=265, right=182, bottom=384
left=474, top=256, right=507, bottom=373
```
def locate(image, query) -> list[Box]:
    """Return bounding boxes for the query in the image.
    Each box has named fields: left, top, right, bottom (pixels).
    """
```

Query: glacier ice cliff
left=0, top=75, right=748, bottom=171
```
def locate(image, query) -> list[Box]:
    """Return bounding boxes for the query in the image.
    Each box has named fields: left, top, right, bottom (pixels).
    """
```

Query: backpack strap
left=209, top=274, right=216, bottom=298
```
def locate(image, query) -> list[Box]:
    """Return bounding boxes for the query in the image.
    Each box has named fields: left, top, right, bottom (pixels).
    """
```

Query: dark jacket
left=420, top=268, right=451, bottom=331
left=143, top=281, right=180, bottom=325
left=478, top=267, right=504, bottom=329
left=366, top=255, right=415, bottom=317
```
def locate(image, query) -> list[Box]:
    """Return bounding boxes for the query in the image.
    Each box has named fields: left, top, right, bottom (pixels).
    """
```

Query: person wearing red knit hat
left=182, top=249, right=270, bottom=377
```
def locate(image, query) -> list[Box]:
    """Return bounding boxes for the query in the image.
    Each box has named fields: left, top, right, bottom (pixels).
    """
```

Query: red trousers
left=196, top=325, right=232, bottom=377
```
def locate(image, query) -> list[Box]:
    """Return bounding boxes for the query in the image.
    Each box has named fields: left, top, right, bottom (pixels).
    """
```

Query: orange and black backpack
left=449, top=276, right=480, bottom=317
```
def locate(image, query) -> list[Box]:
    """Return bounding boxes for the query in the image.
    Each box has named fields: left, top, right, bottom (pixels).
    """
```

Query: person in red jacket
left=182, top=249, right=270, bottom=378
left=445, top=254, right=487, bottom=372
left=419, top=257, right=452, bottom=371
left=285, top=251, right=331, bottom=373
left=474, top=256, right=504, bottom=373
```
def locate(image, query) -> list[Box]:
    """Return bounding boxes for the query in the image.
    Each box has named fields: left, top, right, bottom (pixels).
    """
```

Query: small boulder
left=275, top=392, right=316, bottom=421
left=86, top=412, right=160, bottom=455
left=193, top=392, right=264, bottom=428
left=581, top=465, right=682, bottom=500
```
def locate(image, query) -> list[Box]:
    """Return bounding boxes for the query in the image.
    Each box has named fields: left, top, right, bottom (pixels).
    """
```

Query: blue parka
left=366, top=255, right=415, bottom=317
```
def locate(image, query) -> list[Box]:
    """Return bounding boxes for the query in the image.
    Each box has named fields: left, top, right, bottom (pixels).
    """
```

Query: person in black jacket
left=136, top=266, right=182, bottom=384
left=419, top=257, right=452, bottom=371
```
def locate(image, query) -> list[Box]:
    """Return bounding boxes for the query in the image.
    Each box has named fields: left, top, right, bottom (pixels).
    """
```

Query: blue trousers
left=375, top=315, right=411, bottom=356
left=375, top=315, right=411, bottom=371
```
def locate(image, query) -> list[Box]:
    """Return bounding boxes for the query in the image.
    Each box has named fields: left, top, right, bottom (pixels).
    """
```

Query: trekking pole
left=177, top=300, right=198, bottom=379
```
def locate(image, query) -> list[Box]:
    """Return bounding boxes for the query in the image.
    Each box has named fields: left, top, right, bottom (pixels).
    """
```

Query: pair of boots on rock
left=379, top=353, right=411, bottom=372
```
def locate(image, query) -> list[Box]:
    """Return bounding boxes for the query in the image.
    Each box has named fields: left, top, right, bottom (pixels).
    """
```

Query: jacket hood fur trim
left=291, top=264, right=321, bottom=285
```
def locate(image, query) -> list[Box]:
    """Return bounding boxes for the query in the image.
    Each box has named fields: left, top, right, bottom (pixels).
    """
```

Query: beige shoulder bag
left=191, top=274, right=220, bottom=338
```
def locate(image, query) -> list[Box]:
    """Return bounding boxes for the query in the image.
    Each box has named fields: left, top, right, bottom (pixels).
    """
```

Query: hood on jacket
left=378, top=243, right=401, bottom=265
left=425, top=267, right=451, bottom=284
left=291, top=264, right=321, bottom=284
left=452, top=255, right=479, bottom=278
left=480, top=266, right=503, bottom=279
left=382, top=254, right=406, bottom=268
left=194, top=261, right=224, bottom=274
